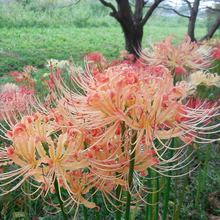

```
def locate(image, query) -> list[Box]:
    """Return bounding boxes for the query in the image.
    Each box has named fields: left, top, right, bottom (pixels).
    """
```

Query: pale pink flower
left=1, top=83, right=20, bottom=93
left=53, top=62, right=220, bottom=169
left=0, top=86, right=35, bottom=125
left=141, top=35, right=213, bottom=75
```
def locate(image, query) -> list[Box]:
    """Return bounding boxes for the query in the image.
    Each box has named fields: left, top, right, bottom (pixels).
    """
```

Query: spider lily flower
left=141, top=35, right=213, bottom=75
left=50, top=62, right=220, bottom=181
left=54, top=62, right=220, bottom=154
left=0, top=135, right=42, bottom=196
left=187, top=70, right=220, bottom=88
left=0, top=85, right=36, bottom=127
left=0, top=112, right=100, bottom=215
left=201, top=38, right=220, bottom=47
left=10, top=66, right=37, bottom=88
left=62, top=172, right=98, bottom=216
left=1, top=108, right=132, bottom=215
left=86, top=52, right=109, bottom=73
left=45, top=59, right=69, bottom=70
left=1, top=83, right=20, bottom=93
left=1, top=53, right=219, bottom=218
left=212, top=48, right=220, bottom=60
left=0, top=113, right=59, bottom=195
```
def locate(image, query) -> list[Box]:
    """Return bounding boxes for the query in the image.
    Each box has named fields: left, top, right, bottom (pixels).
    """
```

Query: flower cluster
left=45, top=59, right=69, bottom=70
left=142, top=35, right=213, bottom=75
left=10, top=65, right=37, bottom=88
left=0, top=83, right=35, bottom=123
left=0, top=109, right=159, bottom=214
left=54, top=61, right=219, bottom=176
left=200, top=38, right=220, bottom=63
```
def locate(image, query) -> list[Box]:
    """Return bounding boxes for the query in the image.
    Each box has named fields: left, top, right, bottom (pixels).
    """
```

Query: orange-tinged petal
left=48, top=139, right=56, bottom=160
left=80, top=195, right=98, bottom=209
left=36, top=142, right=47, bottom=158
left=156, top=128, right=183, bottom=139
left=56, top=133, right=67, bottom=160
left=60, top=159, right=89, bottom=171
left=8, top=154, right=29, bottom=167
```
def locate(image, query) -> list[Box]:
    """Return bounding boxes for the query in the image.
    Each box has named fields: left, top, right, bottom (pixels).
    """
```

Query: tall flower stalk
left=125, top=131, right=137, bottom=220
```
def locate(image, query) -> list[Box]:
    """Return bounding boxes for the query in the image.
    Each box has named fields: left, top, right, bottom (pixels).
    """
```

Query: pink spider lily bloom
left=141, top=35, right=213, bottom=75
left=53, top=61, right=220, bottom=164
left=0, top=113, right=61, bottom=195
left=60, top=171, right=98, bottom=216
left=27, top=133, right=90, bottom=199
left=0, top=136, right=43, bottom=196
left=91, top=143, right=159, bottom=209
left=212, top=48, right=220, bottom=60
left=200, top=38, right=220, bottom=51
left=54, top=64, right=184, bottom=145
left=0, top=111, right=96, bottom=214
left=84, top=139, right=159, bottom=211
left=4, top=114, right=56, bottom=141
left=86, top=52, right=109, bottom=73
left=0, top=84, right=35, bottom=126
left=10, top=66, right=37, bottom=89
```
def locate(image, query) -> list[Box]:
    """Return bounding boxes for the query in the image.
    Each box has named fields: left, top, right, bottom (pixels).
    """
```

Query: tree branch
left=58, top=0, right=81, bottom=8
left=192, top=0, right=200, bottom=15
left=158, top=6, right=190, bottom=18
left=200, top=14, right=220, bottom=41
left=183, top=0, right=192, bottom=10
left=206, top=6, right=220, bottom=12
left=99, top=0, right=118, bottom=18
left=139, top=0, right=164, bottom=28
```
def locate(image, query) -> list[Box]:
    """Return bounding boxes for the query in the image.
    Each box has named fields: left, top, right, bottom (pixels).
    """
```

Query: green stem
left=145, top=169, right=152, bottom=220
left=132, top=177, right=146, bottom=220
left=172, top=139, right=179, bottom=220
left=82, top=194, right=88, bottom=220
left=92, top=187, right=100, bottom=220
left=83, top=205, right=88, bottom=220
left=24, top=181, right=27, bottom=214
left=116, top=185, right=122, bottom=220
left=125, top=131, right=137, bottom=220
left=116, top=122, right=125, bottom=220
left=155, top=173, right=159, bottom=220
left=54, top=178, right=68, bottom=220
left=201, top=134, right=210, bottom=192
left=195, top=147, right=201, bottom=206
left=175, top=148, right=193, bottom=220
left=131, top=201, right=140, bottom=220
left=162, top=139, right=174, bottom=220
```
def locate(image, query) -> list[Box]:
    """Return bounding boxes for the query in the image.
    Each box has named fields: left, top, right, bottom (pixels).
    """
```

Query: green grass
left=1, top=25, right=219, bottom=84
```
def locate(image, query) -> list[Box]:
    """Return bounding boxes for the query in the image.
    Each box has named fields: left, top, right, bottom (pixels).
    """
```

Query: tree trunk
left=119, top=19, right=143, bottom=56
left=200, top=15, right=220, bottom=41
left=186, top=0, right=200, bottom=42
left=188, top=15, right=197, bottom=42
left=115, top=0, right=144, bottom=56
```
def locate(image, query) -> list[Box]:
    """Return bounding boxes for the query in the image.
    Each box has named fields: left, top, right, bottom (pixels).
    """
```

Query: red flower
left=212, top=48, right=220, bottom=60
left=10, top=71, right=20, bottom=77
